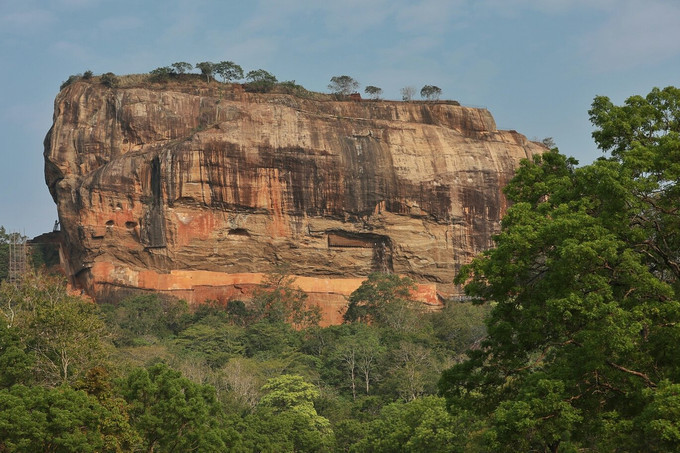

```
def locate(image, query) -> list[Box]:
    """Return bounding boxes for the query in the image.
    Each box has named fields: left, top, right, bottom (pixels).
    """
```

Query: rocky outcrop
left=44, top=79, right=544, bottom=324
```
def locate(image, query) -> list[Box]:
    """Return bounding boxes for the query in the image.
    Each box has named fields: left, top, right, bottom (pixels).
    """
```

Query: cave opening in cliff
left=228, top=228, right=250, bottom=237
left=327, top=230, right=393, bottom=273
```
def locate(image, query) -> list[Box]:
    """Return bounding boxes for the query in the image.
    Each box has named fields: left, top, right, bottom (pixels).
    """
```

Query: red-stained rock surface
left=44, top=79, right=544, bottom=324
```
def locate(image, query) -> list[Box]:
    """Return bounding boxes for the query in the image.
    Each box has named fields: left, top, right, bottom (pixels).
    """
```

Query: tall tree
left=439, top=86, right=680, bottom=451
left=351, top=396, right=472, bottom=452
left=3, top=272, right=112, bottom=386
left=245, top=69, right=277, bottom=93
left=242, top=374, right=334, bottom=451
left=171, top=61, right=193, bottom=74
left=328, top=75, right=359, bottom=96
left=344, top=272, right=421, bottom=332
left=196, top=61, right=216, bottom=82
left=0, top=384, right=141, bottom=452
left=400, top=86, right=416, bottom=101
left=0, top=321, right=34, bottom=388
left=250, top=264, right=320, bottom=329
left=120, top=363, right=237, bottom=452
left=389, top=341, right=435, bottom=402
left=364, top=85, right=383, bottom=100
left=149, top=66, right=173, bottom=82
left=420, top=85, right=442, bottom=101
left=214, top=61, right=244, bottom=83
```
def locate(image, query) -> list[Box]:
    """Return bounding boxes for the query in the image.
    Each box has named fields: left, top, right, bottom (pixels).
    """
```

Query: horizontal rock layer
left=44, top=81, right=543, bottom=323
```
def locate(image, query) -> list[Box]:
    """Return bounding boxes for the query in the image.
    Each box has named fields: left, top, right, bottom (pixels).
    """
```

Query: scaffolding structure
left=8, top=233, right=27, bottom=285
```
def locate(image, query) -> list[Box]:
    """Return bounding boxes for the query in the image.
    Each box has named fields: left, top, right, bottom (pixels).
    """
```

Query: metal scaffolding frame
left=8, top=233, right=27, bottom=285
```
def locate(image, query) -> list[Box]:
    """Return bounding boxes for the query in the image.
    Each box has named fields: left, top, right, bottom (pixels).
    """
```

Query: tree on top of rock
left=420, top=85, right=442, bottom=101
left=196, top=61, right=216, bottom=82
left=245, top=69, right=277, bottom=93
left=328, top=75, right=359, bottom=96
left=364, top=85, right=383, bottom=100
left=171, top=62, right=193, bottom=74
left=215, top=61, right=244, bottom=83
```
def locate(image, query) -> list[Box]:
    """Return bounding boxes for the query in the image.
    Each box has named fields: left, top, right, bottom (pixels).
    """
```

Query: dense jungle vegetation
left=2, top=86, right=680, bottom=452
left=0, top=270, right=487, bottom=452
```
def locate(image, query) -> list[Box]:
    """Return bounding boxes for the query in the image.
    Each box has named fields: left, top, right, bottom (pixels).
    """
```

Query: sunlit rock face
left=44, top=80, right=544, bottom=325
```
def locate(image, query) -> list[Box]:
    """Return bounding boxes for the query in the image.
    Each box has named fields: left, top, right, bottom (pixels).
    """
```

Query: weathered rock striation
left=45, top=80, right=544, bottom=324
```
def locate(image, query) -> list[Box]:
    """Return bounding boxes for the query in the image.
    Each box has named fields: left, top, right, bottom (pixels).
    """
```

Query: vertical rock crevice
left=141, top=155, right=166, bottom=248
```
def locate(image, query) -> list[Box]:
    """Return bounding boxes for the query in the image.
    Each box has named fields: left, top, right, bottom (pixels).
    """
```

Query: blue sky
left=2, top=0, right=679, bottom=237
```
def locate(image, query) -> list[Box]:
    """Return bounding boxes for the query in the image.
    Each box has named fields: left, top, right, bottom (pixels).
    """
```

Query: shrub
left=420, top=85, right=442, bottom=101
left=60, top=74, right=81, bottom=90
left=149, top=66, right=174, bottom=83
left=100, top=72, right=119, bottom=88
left=364, top=85, right=383, bottom=100
left=215, top=61, right=244, bottom=83
left=278, top=80, right=307, bottom=96
left=171, top=61, right=193, bottom=74
left=328, top=75, right=359, bottom=96
left=401, top=86, right=416, bottom=101
left=196, top=61, right=216, bottom=82
left=245, top=69, right=277, bottom=93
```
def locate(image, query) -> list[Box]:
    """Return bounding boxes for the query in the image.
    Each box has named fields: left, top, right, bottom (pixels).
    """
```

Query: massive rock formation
left=44, top=79, right=544, bottom=324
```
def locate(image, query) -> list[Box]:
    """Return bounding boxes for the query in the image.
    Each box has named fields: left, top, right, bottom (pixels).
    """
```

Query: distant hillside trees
left=1, top=273, right=111, bottom=386
left=0, top=266, right=491, bottom=451
left=196, top=61, right=217, bottom=82
left=329, top=75, right=359, bottom=96
left=149, top=66, right=174, bottom=82
left=215, top=61, right=244, bottom=83
left=420, top=85, right=442, bottom=101
left=100, top=72, right=118, bottom=88
left=149, top=63, right=193, bottom=81
left=151, top=61, right=243, bottom=84
left=245, top=69, right=278, bottom=93
left=62, top=62, right=452, bottom=104
left=400, top=86, right=416, bottom=101
left=541, top=137, right=556, bottom=148
left=171, top=61, right=193, bottom=74
left=120, top=363, right=234, bottom=451
left=364, top=85, right=383, bottom=100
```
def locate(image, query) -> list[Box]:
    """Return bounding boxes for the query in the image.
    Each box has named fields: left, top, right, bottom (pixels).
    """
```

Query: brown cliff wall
left=44, top=80, right=544, bottom=324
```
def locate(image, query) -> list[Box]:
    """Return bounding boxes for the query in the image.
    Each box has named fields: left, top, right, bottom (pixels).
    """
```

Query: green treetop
left=328, top=75, right=359, bottom=96
left=439, top=87, right=680, bottom=452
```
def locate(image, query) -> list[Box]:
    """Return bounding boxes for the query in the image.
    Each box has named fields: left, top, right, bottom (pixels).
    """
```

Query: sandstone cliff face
left=45, top=80, right=544, bottom=324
